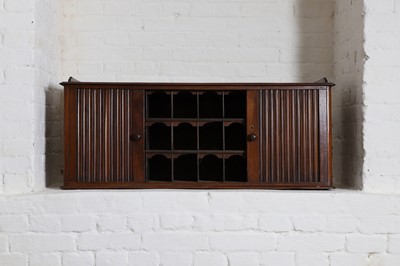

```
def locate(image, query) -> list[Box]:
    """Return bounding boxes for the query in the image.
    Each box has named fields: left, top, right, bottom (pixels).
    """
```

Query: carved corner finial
left=68, top=77, right=80, bottom=82
left=314, top=77, right=328, bottom=84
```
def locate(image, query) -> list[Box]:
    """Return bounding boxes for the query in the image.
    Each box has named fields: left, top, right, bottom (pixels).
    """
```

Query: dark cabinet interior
left=145, top=90, right=247, bottom=182
left=62, top=80, right=333, bottom=189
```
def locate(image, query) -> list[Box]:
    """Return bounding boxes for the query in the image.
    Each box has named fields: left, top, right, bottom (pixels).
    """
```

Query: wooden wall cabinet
left=62, top=79, right=334, bottom=189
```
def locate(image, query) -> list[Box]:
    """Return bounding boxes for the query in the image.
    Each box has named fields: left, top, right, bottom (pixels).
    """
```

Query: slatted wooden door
left=261, top=87, right=331, bottom=187
left=64, top=87, right=144, bottom=186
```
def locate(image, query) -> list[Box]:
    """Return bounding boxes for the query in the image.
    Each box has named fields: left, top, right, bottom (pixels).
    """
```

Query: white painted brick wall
left=161, top=252, right=193, bottom=266
left=329, top=253, right=368, bottom=266
left=0, top=0, right=35, bottom=194
left=61, top=215, right=96, bottom=232
left=261, top=252, right=296, bottom=266
left=96, top=251, right=128, bottom=266
left=0, top=254, right=27, bottom=266
left=210, top=233, right=276, bottom=251
left=9, top=234, right=76, bottom=252
left=296, top=253, right=329, bottom=266
left=362, top=0, right=400, bottom=193
left=30, top=254, right=60, bottom=266
left=98, top=215, right=127, bottom=232
left=61, top=0, right=333, bottom=83
left=0, top=216, right=28, bottom=233
left=34, top=0, right=63, bottom=189
left=62, top=253, right=94, bottom=266
left=29, top=215, right=61, bottom=233
left=388, top=235, right=400, bottom=254
left=0, top=192, right=397, bottom=265
left=228, top=252, right=259, bottom=266
left=1, top=0, right=400, bottom=264
left=346, top=234, right=387, bottom=253
left=0, top=0, right=62, bottom=193
left=277, top=233, right=344, bottom=252
left=332, top=0, right=365, bottom=189
left=194, top=253, right=227, bottom=266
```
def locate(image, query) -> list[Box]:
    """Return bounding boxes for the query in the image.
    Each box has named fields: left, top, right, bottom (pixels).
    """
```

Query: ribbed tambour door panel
left=76, top=88, right=143, bottom=183
left=263, top=89, right=321, bottom=183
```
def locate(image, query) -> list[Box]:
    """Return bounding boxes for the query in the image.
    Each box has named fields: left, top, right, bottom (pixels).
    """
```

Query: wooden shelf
left=144, top=150, right=245, bottom=154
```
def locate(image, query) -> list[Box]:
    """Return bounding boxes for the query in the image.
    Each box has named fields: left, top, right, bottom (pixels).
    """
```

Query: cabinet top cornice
left=61, top=77, right=334, bottom=89
left=60, top=81, right=335, bottom=87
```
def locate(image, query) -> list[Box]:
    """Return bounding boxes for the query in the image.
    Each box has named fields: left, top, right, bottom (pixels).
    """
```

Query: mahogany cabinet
left=62, top=79, right=334, bottom=189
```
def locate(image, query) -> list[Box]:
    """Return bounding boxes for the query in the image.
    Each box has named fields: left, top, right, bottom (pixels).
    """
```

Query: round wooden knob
left=247, top=133, right=257, bottom=142
left=131, top=133, right=142, bottom=141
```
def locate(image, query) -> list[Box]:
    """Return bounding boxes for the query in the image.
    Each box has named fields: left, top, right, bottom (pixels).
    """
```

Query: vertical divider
left=116, top=89, right=119, bottom=182
left=84, top=89, right=88, bottom=182
left=281, top=90, right=286, bottom=183
left=293, top=90, right=297, bottom=183
left=196, top=91, right=200, bottom=182
left=121, top=90, right=125, bottom=182
left=270, top=90, right=274, bottom=183
left=171, top=91, right=174, bottom=181
left=118, top=90, right=122, bottom=182
left=145, top=153, right=148, bottom=182
left=87, top=89, right=90, bottom=182
left=110, top=90, right=114, bottom=182
left=296, top=90, right=301, bottom=183
left=91, top=90, right=94, bottom=182
left=275, top=90, right=280, bottom=183
left=143, top=92, right=148, bottom=180
left=300, top=90, right=305, bottom=183
left=104, top=90, right=109, bottom=183
left=222, top=91, right=226, bottom=182
left=286, top=90, right=292, bottom=183
left=304, top=90, right=309, bottom=182
left=94, top=89, right=99, bottom=181
left=114, top=90, right=118, bottom=182
left=222, top=92, right=226, bottom=151
left=82, top=89, right=86, bottom=183
left=283, top=90, right=288, bottom=183
left=96, top=89, right=103, bottom=182
left=308, top=90, right=313, bottom=183
left=116, top=89, right=120, bottom=182
left=144, top=90, right=147, bottom=182
left=222, top=91, right=227, bottom=182
left=127, top=90, right=130, bottom=181
left=86, top=89, right=91, bottom=182
left=107, top=89, right=111, bottom=182
left=263, top=90, right=267, bottom=183
left=313, top=90, right=318, bottom=182
left=171, top=153, right=175, bottom=182
left=260, top=90, right=265, bottom=183
left=197, top=130, right=200, bottom=182
left=77, top=89, right=81, bottom=182
left=303, top=90, right=308, bottom=182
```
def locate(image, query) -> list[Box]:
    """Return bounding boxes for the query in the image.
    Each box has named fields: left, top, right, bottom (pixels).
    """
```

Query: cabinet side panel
left=64, top=86, right=78, bottom=185
left=319, top=88, right=330, bottom=185
left=328, top=88, right=332, bottom=185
